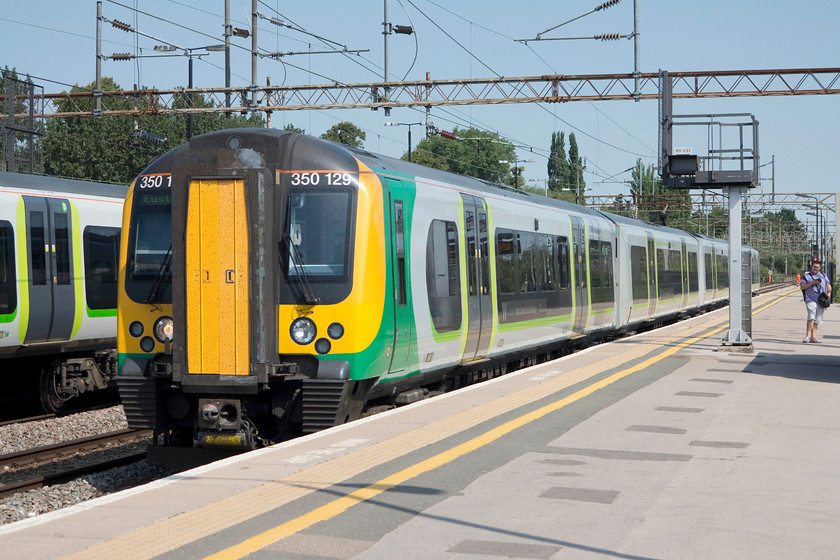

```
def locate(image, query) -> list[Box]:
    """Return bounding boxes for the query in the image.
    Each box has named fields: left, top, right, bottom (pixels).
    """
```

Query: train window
left=426, top=220, right=461, bottom=332
left=394, top=201, right=407, bottom=306
left=705, top=252, right=714, bottom=290
left=84, top=226, right=120, bottom=310
left=602, top=241, right=614, bottom=288
left=556, top=236, right=570, bottom=290
left=130, top=209, right=171, bottom=280
left=0, top=221, right=16, bottom=316
left=716, top=253, right=729, bottom=289
left=28, top=212, right=47, bottom=286
left=688, top=251, right=699, bottom=293
left=54, top=213, right=71, bottom=285
left=630, top=245, right=648, bottom=302
left=285, top=189, right=352, bottom=280
left=496, top=230, right=516, bottom=295
left=478, top=213, right=490, bottom=295
left=465, top=210, right=477, bottom=297
left=589, top=240, right=601, bottom=289
left=518, top=233, right=537, bottom=293
left=538, top=234, right=555, bottom=291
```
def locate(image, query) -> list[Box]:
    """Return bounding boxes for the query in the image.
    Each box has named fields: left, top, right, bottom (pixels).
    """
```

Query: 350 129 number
left=137, top=174, right=172, bottom=188
left=289, top=172, right=353, bottom=186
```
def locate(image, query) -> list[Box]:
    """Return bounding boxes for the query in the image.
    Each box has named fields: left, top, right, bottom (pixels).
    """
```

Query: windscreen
left=280, top=188, right=355, bottom=304
left=125, top=184, right=172, bottom=303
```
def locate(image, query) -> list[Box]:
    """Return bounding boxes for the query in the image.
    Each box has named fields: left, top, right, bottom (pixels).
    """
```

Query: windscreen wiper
left=145, top=244, right=172, bottom=304
left=281, top=233, right=320, bottom=305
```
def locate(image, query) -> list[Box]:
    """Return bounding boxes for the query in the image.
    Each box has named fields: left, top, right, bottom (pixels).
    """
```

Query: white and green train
left=0, top=171, right=126, bottom=411
left=116, top=130, right=758, bottom=448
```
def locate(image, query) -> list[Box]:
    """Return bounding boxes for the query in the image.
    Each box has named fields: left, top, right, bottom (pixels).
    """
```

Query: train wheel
left=39, top=365, right=66, bottom=413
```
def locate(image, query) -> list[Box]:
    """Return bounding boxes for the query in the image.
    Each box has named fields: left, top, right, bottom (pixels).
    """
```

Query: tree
left=547, top=131, right=569, bottom=193
left=568, top=133, right=586, bottom=200
left=409, top=126, right=515, bottom=185
left=320, top=121, right=365, bottom=148
left=43, top=77, right=264, bottom=184
left=283, top=124, right=306, bottom=134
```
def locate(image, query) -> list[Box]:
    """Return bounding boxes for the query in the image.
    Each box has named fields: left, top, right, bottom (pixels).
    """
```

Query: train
left=0, top=171, right=127, bottom=412
left=116, top=128, right=759, bottom=449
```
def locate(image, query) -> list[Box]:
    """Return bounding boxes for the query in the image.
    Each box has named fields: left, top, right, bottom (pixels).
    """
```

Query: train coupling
left=194, top=398, right=256, bottom=449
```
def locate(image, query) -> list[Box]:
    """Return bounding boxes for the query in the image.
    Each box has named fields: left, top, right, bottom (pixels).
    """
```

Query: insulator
left=595, top=0, right=621, bottom=11
left=438, top=130, right=457, bottom=140
left=595, top=33, right=622, bottom=41
left=111, top=19, right=133, bottom=32
left=233, top=27, right=250, bottom=38
left=110, top=53, right=132, bottom=61
left=393, top=25, right=414, bottom=35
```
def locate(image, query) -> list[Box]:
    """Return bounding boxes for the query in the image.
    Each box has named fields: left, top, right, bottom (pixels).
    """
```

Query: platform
left=2, top=286, right=839, bottom=560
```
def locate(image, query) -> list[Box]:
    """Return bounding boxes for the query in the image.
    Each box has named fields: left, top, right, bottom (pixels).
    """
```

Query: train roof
left=0, top=171, right=128, bottom=199
left=344, top=143, right=606, bottom=220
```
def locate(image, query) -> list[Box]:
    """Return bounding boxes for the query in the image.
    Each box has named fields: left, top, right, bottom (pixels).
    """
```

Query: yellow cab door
left=185, top=178, right=250, bottom=375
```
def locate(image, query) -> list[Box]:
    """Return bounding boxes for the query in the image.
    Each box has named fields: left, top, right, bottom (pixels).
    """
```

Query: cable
left=403, top=0, right=502, bottom=79
left=395, top=0, right=419, bottom=81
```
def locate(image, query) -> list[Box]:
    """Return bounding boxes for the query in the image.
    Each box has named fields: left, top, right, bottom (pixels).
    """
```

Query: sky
left=2, top=0, right=839, bottom=210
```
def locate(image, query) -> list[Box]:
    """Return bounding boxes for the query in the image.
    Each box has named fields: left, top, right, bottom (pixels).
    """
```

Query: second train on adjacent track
left=117, top=129, right=758, bottom=448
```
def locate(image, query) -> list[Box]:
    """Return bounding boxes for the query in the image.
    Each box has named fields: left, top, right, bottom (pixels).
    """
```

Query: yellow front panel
left=186, top=179, right=250, bottom=375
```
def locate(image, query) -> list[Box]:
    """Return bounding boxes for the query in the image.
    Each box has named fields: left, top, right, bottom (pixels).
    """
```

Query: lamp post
left=499, top=158, right=535, bottom=189
left=384, top=122, right=423, bottom=162
left=798, top=193, right=820, bottom=261
left=155, top=44, right=224, bottom=139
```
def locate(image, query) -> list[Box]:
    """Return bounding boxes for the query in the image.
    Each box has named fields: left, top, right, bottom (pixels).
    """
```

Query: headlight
left=290, top=317, right=317, bottom=345
left=153, top=316, right=174, bottom=343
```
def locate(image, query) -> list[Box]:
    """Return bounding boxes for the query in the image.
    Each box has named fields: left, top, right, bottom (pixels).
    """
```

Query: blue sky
left=2, top=0, right=838, bottom=203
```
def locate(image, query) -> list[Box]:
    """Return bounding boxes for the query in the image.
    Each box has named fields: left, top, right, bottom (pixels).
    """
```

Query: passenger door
left=571, top=216, right=588, bottom=335
left=460, top=194, right=491, bottom=362
left=22, top=196, right=75, bottom=343
left=646, top=233, right=657, bottom=317
left=386, top=179, right=412, bottom=373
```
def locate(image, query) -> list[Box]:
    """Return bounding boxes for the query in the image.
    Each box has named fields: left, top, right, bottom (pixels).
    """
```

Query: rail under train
left=0, top=171, right=126, bottom=412
left=116, top=128, right=759, bottom=449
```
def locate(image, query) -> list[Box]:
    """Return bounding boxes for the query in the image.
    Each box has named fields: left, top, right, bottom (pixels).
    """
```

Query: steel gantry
left=10, top=67, right=840, bottom=119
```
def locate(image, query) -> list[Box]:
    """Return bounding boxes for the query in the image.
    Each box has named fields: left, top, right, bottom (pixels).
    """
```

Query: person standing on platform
left=800, top=258, right=831, bottom=343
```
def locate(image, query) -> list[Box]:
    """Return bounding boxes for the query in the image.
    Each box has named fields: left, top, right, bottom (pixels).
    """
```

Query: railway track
left=0, top=429, right=152, bottom=499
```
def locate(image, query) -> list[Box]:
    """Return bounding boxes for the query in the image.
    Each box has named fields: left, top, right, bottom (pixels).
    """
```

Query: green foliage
left=568, top=133, right=585, bottom=195
left=547, top=132, right=569, bottom=193
left=42, top=77, right=264, bottom=184
left=283, top=123, right=306, bottom=134
left=320, top=121, right=366, bottom=148
left=627, top=159, right=691, bottom=227
left=410, top=126, right=515, bottom=185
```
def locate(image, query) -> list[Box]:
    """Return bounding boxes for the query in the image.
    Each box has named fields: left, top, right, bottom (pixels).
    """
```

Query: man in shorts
left=800, top=258, right=831, bottom=343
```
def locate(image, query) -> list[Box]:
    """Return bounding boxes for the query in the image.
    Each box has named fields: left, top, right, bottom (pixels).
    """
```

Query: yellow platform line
left=62, top=291, right=789, bottom=560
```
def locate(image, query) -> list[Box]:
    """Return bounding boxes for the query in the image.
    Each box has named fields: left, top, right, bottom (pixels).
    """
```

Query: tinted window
left=556, top=236, right=570, bottom=290
left=29, top=211, right=46, bottom=286
left=426, top=220, right=461, bottom=332
left=54, top=212, right=71, bottom=285
left=631, top=245, right=648, bottom=301
left=688, top=251, right=698, bottom=293
left=84, top=226, right=120, bottom=310
left=496, top=230, right=516, bottom=294
left=0, top=222, right=15, bottom=316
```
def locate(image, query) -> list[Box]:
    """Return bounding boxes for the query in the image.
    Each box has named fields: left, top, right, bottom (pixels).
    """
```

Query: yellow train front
left=118, top=129, right=388, bottom=448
